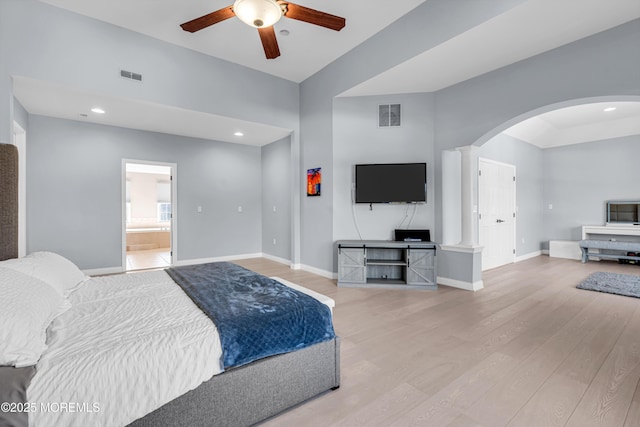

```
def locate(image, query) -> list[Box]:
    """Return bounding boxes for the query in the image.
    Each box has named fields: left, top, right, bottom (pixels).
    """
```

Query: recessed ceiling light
left=603, top=107, right=617, bottom=112
left=234, top=132, right=244, bottom=136
left=279, top=29, right=290, bottom=36
left=91, top=107, right=106, bottom=114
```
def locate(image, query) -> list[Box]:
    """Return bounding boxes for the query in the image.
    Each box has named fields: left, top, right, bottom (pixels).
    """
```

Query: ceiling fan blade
left=282, top=2, right=345, bottom=31
left=180, top=6, right=235, bottom=33
left=258, top=26, right=280, bottom=59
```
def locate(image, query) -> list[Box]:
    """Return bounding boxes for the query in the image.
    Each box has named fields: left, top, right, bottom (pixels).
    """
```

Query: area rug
left=577, top=272, right=640, bottom=298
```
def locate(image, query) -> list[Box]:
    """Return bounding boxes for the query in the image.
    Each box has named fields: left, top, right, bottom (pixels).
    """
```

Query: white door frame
left=13, top=121, right=27, bottom=257
left=122, top=159, right=177, bottom=271
left=478, top=157, right=516, bottom=271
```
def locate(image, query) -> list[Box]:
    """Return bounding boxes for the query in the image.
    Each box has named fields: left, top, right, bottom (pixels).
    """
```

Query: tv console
left=336, top=240, right=437, bottom=289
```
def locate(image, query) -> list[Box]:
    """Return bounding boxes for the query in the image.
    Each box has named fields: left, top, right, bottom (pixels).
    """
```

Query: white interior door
left=479, top=158, right=516, bottom=271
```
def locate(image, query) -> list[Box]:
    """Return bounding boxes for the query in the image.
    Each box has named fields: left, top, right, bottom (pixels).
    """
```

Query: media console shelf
left=337, top=240, right=437, bottom=289
left=582, top=224, right=640, bottom=241
left=581, top=225, right=640, bottom=262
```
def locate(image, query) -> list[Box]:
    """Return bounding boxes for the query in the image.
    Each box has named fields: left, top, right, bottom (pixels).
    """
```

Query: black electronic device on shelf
left=394, top=229, right=431, bottom=242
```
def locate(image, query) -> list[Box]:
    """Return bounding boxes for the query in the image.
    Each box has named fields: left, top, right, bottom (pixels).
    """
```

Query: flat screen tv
left=607, top=201, right=640, bottom=224
left=355, top=163, right=426, bottom=204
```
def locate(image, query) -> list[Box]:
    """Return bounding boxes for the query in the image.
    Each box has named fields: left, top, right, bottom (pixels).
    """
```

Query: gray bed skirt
left=129, top=337, right=340, bottom=427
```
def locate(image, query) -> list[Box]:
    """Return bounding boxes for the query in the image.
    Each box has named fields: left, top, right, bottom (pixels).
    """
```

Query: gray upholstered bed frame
left=129, top=337, right=340, bottom=427
left=0, top=143, right=18, bottom=261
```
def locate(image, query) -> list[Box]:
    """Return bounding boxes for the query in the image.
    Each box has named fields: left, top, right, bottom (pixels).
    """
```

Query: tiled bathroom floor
left=126, top=248, right=171, bottom=271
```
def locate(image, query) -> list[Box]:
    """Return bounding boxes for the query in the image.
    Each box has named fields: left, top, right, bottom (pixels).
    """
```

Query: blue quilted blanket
left=166, top=262, right=335, bottom=369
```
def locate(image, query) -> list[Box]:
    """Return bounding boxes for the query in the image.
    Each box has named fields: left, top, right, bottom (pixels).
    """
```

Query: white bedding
left=28, top=270, right=334, bottom=427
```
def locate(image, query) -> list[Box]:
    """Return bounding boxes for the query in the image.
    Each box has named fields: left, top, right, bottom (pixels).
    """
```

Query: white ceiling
left=16, top=0, right=640, bottom=147
left=38, top=0, right=640, bottom=87
left=340, top=0, right=640, bottom=96
left=39, top=0, right=426, bottom=83
left=503, top=102, right=640, bottom=148
left=13, top=76, right=292, bottom=146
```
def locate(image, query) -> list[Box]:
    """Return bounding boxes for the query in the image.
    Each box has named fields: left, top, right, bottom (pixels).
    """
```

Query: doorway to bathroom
left=123, top=160, right=176, bottom=271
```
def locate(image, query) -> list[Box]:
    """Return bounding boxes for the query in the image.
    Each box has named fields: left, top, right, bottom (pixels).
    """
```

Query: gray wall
left=261, top=137, right=292, bottom=261
left=300, top=4, right=638, bottom=275
left=332, top=93, right=435, bottom=242
left=475, top=132, right=640, bottom=255
left=542, top=135, right=640, bottom=247
left=299, top=0, right=525, bottom=273
left=0, top=0, right=299, bottom=268
left=438, top=250, right=482, bottom=285
left=433, top=19, right=639, bottom=283
left=436, top=20, right=640, bottom=152
left=3, top=0, right=640, bottom=280
left=478, top=133, right=544, bottom=257
left=27, top=115, right=262, bottom=270
left=13, top=99, right=28, bottom=132
left=0, top=1, right=299, bottom=141
left=435, top=19, right=640, bottom=243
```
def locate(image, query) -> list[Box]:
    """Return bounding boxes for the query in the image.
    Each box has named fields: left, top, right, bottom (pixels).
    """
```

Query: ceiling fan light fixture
left=233, top=0, right=282, bottom=28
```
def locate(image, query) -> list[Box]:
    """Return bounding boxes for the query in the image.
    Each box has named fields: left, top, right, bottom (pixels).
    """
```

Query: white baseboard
left=291, top=263, right=336, bottom=280
left=85, top=256, right=250, bottom=276
left=176, top=254, right=334, bottom=279
left=86, top=254, right=336, bottom=280
left=174, top=253, right=263, bottom=267
left=437, top=276, right=484, bottom=291
left=261, top=253, right=292, bottom=266
left=83, top=266, right=124, bottom=276
left=515, top=250, right=542, bottom=263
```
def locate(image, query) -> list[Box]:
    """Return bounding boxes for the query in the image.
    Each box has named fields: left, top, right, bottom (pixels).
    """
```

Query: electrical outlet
left=272, top=238, right=277, bottom=245
left=272, top=205, right=277, bottom=212
left=237, top=206, right=243, bottom=213
left=197, top=206, right=202, bottom=213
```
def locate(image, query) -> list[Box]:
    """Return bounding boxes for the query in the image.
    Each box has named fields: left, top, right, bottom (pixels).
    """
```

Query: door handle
left=496, top=219, right=505, bottom=223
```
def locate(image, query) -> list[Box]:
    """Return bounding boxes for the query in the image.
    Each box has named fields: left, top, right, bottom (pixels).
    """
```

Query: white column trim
left=456, top=145, right=480, bottom=247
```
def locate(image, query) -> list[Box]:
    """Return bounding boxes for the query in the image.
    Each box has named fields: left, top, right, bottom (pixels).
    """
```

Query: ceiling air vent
left=378, top=104, right=401, bottom=127
left=120, top=69, right=142, bottom=82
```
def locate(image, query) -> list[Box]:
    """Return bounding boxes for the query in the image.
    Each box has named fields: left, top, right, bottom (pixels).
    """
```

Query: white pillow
left=0, top=268, right=71, bottom=367
left=0, top=251, right=88, bottom=297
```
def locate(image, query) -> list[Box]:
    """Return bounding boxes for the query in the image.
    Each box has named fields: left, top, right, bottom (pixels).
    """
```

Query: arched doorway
left=442, top=96, right=640, bottom=273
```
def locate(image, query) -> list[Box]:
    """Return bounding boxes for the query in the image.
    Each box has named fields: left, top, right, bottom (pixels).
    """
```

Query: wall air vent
left=378, top=104, right=401, bottom=127
left=120, top=69, right=142, bottom=82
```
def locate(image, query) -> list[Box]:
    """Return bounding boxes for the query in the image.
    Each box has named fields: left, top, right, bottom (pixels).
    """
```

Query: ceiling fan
left=180, top=0, right=346, bottom=59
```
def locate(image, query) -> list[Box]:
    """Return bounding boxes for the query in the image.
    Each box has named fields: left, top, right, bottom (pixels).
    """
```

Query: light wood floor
left=233, top=256, right=640, bottom=427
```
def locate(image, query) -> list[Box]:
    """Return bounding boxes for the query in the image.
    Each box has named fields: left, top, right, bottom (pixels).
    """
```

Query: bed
left=0, top=252, right=340, bottom=427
